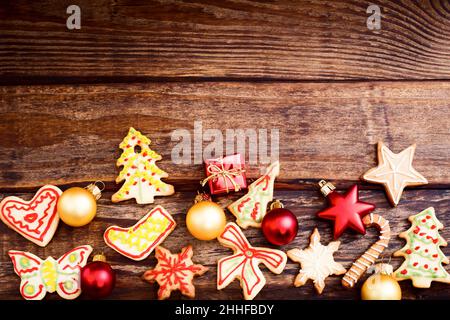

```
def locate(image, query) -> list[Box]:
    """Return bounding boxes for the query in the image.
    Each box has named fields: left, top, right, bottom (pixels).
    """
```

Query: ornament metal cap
left=270, top=199, right=284, bottom=210
left=93, top=253, right=107, bottom=263
left=85, top=181, right=104, bottom=201
left=318, top=180, right=335, bottom=197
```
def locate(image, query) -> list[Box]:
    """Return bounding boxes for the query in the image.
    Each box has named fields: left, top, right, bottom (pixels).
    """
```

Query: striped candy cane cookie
left=342, top=213, right=390, bottom=288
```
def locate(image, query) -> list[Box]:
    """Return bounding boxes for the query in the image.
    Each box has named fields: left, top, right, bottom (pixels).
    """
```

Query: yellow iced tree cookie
left=112, top=127, right=174, bottom=204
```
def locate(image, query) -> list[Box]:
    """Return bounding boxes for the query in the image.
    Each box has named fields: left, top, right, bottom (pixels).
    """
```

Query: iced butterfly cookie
left=104, top=205, right=176, bottom=261
left=0, top=185, right=62, bottom=247
left=142, top=245, right=207, bottom=300
left=362, top=141, right=428, bottom=206
left=394, top=207, right=450, bottom=288
left=112, top=127, right=175, bottom=204
left=227, top=161, right=279, bottom=229
left=217, top=222, right=287, bottom=300
left=9, top=245, right=93, bottom=300
left=287, top=228, right=346, bottom=294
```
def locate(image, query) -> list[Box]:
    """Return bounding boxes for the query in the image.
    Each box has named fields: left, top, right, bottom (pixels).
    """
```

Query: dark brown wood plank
left=0, top=0, right=449, bottom=81
left=0, top=81, right=449, bottom=190
left=0, top=188, right=449, bottom=300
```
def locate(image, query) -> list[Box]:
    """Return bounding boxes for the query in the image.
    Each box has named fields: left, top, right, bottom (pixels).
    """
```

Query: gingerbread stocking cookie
left=104, top=205, right=176, bottom=261
left=142, top=245, right=207, bottom=300
left=0, top=185, right=62, bottom=247
left=9, top=245, right=93, bottom=300
left=288, top=228, right=346, bottom=294
left=217, top=222, right=287, bottom=300
left=112, top=127, right=174, bottom=204
left=228, top=161, right=279, bottom=228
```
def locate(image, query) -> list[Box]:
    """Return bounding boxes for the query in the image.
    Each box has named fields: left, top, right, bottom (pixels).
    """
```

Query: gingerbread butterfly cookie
left=9, top=245, right=93, bottom=300
left=112, top=127, right=175, bottom=204
left=217, top=222, right=287, bottom=300
left=0, top=185, right=62, bottom=247
left=228, top=161, right=280, bottom=228
left=142, top=245, right=208, bottom=300
left=104, top=205, right=176, bottom=261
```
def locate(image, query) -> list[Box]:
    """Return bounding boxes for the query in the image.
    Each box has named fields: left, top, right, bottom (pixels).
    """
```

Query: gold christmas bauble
left=361, top=273, right=402, bottom=300
left=58, top=187, right=97, bottom=227
left=186, top=200, right=226, bottom=241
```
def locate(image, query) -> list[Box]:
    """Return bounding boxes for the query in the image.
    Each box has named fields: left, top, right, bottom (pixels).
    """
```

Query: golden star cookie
left=363, top=141, right=427, bottom=206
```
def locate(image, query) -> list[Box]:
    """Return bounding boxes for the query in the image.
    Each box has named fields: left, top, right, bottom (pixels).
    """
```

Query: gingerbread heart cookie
left=0, top=185, right=62, bottom=247
left=104, top=205, right=176, bottom=261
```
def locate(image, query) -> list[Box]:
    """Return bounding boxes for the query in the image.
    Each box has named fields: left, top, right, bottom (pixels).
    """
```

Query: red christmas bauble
left=262, top=207, right=298, bottom=245
left=81, top=257, right=116, bottom=299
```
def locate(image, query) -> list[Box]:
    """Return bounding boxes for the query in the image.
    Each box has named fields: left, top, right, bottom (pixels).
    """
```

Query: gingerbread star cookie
left=104, top=205, right=176, bottom=261
left=363, top=141, right=427, bottom=206
left=287, top=228, right=346, bottom=294
left=393, top=207, right=450, bottom=288
left=142, top=245, right=208, bottom=300
left=227, top=161, right=280, bottom=229
left=217, top=222, right=287, bottom=300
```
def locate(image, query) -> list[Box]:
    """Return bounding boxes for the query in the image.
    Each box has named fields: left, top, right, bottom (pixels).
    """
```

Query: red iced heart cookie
left=0, top=185, right=62, bottom=247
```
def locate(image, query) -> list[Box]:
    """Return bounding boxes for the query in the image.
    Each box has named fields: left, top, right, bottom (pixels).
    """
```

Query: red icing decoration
left=0, top=186, right=62, bottom=247
left=317, top=184, right=375, bottom=239
left=401, top=269, right=407, bottom=275
left=142, top=246, right=207, bottom=300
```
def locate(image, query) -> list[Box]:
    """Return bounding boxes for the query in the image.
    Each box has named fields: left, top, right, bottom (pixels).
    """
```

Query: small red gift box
left=202, top=154, right=247, bottom=195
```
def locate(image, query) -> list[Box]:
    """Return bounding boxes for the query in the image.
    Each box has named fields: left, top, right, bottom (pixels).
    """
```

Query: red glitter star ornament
left=142, top=245, right=208, bottom=300
left=317, top=180, right=375, bottom=239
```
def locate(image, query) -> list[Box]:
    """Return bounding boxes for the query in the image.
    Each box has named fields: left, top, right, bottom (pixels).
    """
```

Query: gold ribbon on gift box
left=201, top=159, right=245, bottom=193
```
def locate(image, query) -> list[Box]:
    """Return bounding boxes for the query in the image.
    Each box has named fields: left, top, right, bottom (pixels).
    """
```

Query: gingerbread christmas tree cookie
left=363, top=141, right=427, bottom=206
left=394, top=207, right=450, bottom=288
left=217, top=222, right=287, bottom=300
left=287, top=228, right=346, bottom=294
left=142, top=245, right=207, bottom=300
left=112, top=127, right=174, bottom=204
left=228, top=161, right=279, bottom=228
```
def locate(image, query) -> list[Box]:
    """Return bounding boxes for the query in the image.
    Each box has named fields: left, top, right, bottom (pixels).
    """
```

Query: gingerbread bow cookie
left=217, top=222, right=287, bottom=300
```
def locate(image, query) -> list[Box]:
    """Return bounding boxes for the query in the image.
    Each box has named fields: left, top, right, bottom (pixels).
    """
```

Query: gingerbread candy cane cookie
left=342, top=213, right=390, bottom=288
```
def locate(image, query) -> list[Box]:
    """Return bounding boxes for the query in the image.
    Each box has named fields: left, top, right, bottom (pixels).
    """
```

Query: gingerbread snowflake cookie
left=217, top=222, right=287, bottom=300
left=394, top=207, right=450, bottom=288
left=142, top=245, right=208, bottom=300
left=363, top=141, right=427, bottom=206
left=287, top=228, right=346, bottom=294
left=112, top=127, right=174, bottom=204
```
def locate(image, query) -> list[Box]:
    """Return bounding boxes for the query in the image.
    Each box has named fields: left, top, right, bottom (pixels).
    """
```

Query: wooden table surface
left=0, top=0, right=449, bottom=300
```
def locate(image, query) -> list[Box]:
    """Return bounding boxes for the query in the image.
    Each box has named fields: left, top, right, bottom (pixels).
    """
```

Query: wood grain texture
left=0, top=81, right=449, bottom=190
left=0, top=188, right=449, bottom=300
left=0, top=0, right=449, bottom=81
